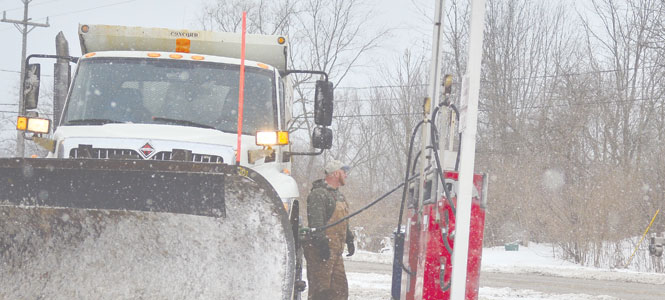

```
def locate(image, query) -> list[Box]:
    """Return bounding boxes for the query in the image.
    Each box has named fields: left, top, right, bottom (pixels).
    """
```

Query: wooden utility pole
left=2, top=0, right=49, bottom=157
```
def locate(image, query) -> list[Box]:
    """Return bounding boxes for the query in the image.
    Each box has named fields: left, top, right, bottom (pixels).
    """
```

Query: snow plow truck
left=0, top=24, right=335, bottom=299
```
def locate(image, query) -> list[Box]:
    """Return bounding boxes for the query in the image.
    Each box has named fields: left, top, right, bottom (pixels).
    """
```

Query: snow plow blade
left=0, top=158, right=295, bottom=299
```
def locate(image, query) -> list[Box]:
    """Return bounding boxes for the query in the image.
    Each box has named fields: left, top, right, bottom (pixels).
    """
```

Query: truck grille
left=69, top=148, right=224, bottom=163
left=152, top=151, right=224, bottom=163
left=69, top=148, right=142, bottom=160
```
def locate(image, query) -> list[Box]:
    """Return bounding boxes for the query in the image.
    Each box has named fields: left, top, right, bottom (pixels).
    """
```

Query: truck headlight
left=256, top=131, right=289, bottom=146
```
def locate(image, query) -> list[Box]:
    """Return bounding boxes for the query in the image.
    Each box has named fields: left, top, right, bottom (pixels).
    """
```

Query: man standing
left=304, top=160, right=355, bottom=300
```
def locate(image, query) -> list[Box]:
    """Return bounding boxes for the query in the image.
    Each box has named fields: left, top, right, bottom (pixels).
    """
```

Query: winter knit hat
left=324, top=160, right=350, bottom=175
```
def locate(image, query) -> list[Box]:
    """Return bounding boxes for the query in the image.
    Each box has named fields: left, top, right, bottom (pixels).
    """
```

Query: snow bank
left=347, top=243, right=665, bottom=285
left=482, top=244, right=665, bottom=285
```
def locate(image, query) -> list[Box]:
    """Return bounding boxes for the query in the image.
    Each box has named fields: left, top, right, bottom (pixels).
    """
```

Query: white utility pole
left=2, top=0, right=50, bottom=157
left=413, top=0, right=446, bottom=297
left=449, top=0, right=486, bottom=299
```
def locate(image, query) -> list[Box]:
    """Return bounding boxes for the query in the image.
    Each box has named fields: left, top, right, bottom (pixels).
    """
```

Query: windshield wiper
left=65, top=119, right=124, bottom=125
left=151, top=117, right=216, bottom=129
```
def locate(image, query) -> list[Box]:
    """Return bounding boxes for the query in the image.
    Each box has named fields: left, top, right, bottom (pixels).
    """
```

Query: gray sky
left=0, top=0, right=432, bottom=110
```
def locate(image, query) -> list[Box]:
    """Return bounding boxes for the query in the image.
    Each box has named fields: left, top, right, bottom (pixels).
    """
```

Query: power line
left=296, top=113, right=420, bottom=119
left=0, top=68, right=21, bottom=74
left=480, top=96, right=665, bottom=112
left=0, top=0, right=138, bottom=32
left=313, top=65, right=665, bottom=91
left=333, top=97, right=409, bottom=102
left=32, top=0, right=138, bottom=20
left=329, top=84, right=428, bottom=90
left=326, top=91, right=665, bottom=107
left=3, top=0, right=62, bottom=12
left=333, top=113, right=418, bottom=118
left=0, top=68, right=53, bottom=77
left=319, top=95, right=665, bottom=118
left=481, top=64, right=665, bottom=82
left=0, top=109, right=52, bottom=116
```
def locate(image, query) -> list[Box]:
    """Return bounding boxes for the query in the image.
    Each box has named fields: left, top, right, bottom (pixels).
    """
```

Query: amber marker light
left=84, top=52, right=96, bottom=58
left=16, top=116, right=27, bottom=131
left=175, top=38, right=191, bottom=53
left=257, top=63, right=269, bottom=69
left=277, top=131, right=289, bottom=145
left=80, top=25, right=89, bottom=33
left=191, top=55, right=205, bottom=60
left=147, top=53, right=161, bottom=58
left=169, top=54, right=183, bottom=59
left=277, top=36, right=286, bottom=44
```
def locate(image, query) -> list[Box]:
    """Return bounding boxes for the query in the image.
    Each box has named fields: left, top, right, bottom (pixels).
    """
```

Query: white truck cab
left=19, top=24, right=335, bottom=209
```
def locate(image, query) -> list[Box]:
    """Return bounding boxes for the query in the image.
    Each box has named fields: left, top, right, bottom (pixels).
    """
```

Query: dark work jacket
left=306, top=179, right=354, bottom=242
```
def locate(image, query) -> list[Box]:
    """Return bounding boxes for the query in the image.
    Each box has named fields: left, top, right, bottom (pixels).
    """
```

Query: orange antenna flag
left=236, top=11, right=247, bottom=165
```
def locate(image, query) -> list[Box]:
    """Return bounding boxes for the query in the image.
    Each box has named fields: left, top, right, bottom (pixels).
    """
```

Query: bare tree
left=569, top=0, right=665, bottom=269
left=460, top=0, right=580, bottom=245
left=0, top=114, right=17, bottom=157
left=340, top=49, right=430, bottom=245
left=200, top=0, right=297, bottom=35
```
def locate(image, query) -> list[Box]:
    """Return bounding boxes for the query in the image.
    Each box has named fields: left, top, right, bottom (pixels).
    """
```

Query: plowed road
left=344, top=260, right=665, bottom=299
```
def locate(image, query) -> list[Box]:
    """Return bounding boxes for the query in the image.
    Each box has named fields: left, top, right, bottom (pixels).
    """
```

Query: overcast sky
left=0, top=0, right=433, bottom=110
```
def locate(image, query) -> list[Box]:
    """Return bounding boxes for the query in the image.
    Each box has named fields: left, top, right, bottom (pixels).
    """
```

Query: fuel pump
left=390, top=0, right=487, bottom=299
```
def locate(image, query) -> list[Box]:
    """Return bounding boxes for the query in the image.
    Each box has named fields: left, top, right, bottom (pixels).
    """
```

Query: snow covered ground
left=331, top=243, right=665, bottom=299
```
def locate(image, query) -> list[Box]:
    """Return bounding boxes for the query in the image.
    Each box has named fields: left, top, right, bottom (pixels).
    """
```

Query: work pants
left=304, top=201, right=349, bottom=300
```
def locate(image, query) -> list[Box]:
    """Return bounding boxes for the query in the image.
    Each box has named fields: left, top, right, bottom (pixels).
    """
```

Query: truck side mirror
left=314, top=80, right=333, bottom=126
left=312, top=127, right=333, bottom=150
left=23, top=64, right=41, bottom=110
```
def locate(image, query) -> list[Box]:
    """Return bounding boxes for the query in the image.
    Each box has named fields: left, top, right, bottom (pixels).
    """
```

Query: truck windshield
left=62, top=57, right=276, bottom=134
